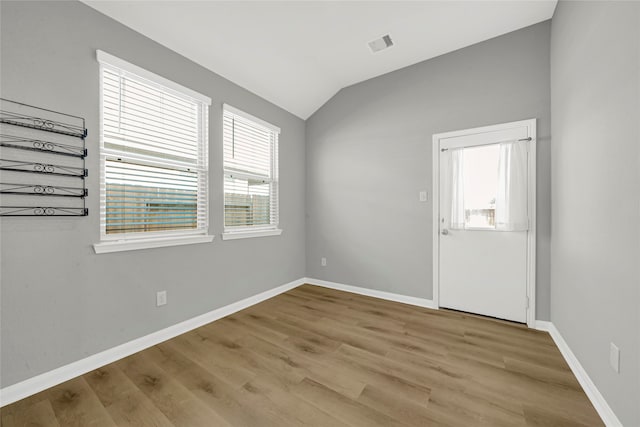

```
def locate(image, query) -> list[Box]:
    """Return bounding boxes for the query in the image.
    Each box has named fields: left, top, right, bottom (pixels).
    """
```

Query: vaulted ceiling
left=83, top=1, right=557, bottom=119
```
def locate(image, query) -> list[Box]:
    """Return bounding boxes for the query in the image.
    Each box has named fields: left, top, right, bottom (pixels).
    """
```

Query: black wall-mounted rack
left=0, top=159, right=88, bottom=178
left=0, top=134, right=87, bottom=158
left=0, top=108, right=87, bottom=138
left=1, top=183, right=87, bottom=198
left=0, top=206, right=88, bottom=216
left=0, top=98, right=88, bottom=216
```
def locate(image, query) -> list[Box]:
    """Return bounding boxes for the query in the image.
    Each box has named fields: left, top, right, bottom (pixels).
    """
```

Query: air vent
left=368, top=34, right=394, bottom=53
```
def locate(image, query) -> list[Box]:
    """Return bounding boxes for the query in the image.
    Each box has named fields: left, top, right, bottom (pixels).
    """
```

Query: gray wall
left=0, top=1, right=306, bottom=388
left=550, top=2, right=640, bottom=425
left=305, top=22, right=552, bottom=320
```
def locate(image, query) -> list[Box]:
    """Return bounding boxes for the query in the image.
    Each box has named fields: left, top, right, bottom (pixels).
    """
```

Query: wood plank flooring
left=1, top=284, right=604, bottom=426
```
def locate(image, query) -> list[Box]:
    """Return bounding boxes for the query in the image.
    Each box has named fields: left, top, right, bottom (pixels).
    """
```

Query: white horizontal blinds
left=101, top=61, right=208, bottom=236
left=223, top=107, right=279, bottom=230
left=102, top=67, right=201, bottom=163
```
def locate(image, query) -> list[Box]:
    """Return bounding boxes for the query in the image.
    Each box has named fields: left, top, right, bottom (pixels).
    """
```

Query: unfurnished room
left=0, top=1, right=638, bottom=426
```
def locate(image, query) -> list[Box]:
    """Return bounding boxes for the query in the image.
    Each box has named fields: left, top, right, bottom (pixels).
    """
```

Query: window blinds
left=223, top=106, right=279, bottom=231
left=100, top=60, right=209, bottom=237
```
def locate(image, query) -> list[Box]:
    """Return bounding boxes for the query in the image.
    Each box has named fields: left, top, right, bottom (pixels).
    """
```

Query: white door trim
left=431, top=119, right=537, bottom=327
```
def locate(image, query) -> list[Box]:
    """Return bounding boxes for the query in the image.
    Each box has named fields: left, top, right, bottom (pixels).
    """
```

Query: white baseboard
left=303, top=277, right=436, bottom=309
left=0, top=277, right=305, bottom=407
left=534, top=321, right=622, bottom=427
left=2, top=276, right=622, bottom=427
left=534, top=320, right=553, bottom=331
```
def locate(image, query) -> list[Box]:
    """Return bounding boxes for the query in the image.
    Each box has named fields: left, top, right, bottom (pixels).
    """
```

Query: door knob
left=441, top=229, right=449, bottom=235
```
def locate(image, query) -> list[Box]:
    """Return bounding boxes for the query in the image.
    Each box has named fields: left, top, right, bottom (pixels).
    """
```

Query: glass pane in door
left=462, top=144, right=499, bottom=228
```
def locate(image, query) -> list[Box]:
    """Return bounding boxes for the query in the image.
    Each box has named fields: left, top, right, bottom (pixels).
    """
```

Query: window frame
left=93, top=50, right=214, bottom=254
left=221, top=104, right=282, bottom=240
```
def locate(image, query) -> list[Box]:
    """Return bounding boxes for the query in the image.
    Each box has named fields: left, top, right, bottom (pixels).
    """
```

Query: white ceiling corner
left=82, top=1, right=557, bottom=119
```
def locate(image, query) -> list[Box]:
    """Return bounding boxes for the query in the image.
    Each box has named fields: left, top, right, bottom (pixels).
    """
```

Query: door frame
left=431, top=119, right=537, bottom=328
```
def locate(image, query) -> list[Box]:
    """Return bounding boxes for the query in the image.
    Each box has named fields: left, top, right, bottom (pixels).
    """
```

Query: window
left=448, top=139, right=528, bottom=231
left=462, top=144, right=500, bottom=228
left=94, top=51, right=213, bottom=253
left=222, top=104, right=281, bottom=239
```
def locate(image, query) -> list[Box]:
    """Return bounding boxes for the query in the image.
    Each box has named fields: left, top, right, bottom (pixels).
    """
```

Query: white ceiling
left=83, top=1, right=557, bottom=119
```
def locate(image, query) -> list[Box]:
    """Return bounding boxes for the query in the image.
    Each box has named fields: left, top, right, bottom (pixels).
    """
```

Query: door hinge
left=526, top=296, right=530, bottom=309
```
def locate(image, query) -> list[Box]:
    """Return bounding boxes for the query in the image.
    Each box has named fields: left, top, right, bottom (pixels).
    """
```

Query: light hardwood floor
left=1, top=284, right=603, bottom=426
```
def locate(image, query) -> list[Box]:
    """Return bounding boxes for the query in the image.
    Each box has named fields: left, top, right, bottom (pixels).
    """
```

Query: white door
left=435, top=120, right=535, bottom=324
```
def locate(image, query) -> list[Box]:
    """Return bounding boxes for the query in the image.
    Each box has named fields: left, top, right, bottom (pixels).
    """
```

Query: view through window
left=462, top=144, right=500, bottom=228
left=223, top=106, right=279, bottom=232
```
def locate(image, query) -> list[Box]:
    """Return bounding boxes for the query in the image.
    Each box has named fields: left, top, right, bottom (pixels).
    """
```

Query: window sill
left=222, top=229, right=283, bottom=240
left=93, top=234, right=215, bottom=254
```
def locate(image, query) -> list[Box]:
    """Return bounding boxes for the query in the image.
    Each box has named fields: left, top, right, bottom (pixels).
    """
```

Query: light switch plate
left=419, top=191, right=428, bottom=202
left=610, top=342, right=620, bottom=373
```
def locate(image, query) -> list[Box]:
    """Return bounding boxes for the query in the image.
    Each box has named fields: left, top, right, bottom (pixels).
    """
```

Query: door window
left=463, top=144, right=499, bottom=229
left=447, top=140, right=528, bottom=231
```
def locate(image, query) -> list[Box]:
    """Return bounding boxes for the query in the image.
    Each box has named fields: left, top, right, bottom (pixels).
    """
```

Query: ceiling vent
left=368, top=34, right=394, bottom=53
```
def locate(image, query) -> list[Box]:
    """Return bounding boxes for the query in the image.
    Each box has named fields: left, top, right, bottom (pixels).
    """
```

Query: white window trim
left=93, top=235, right=215, bottom=254
left=222, top=104, right=281, bottom=240
left=221, top=229, right=283, bottom=240
left=97, top=51, right=211, bottom=105
left=94, top=50, right=213, bottom=253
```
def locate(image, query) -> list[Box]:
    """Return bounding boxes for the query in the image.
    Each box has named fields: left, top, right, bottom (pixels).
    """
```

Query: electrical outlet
left=156, top=290, right=167, bottom=307
left=610, top=343, right=620, bottom=373
left=419, top=191, right=428, bottom=202
left=321, top=257, right=327, bottom=267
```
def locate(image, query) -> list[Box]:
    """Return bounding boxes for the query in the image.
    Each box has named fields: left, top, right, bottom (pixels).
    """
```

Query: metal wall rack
left=0, top=99, right=88, bottom=216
